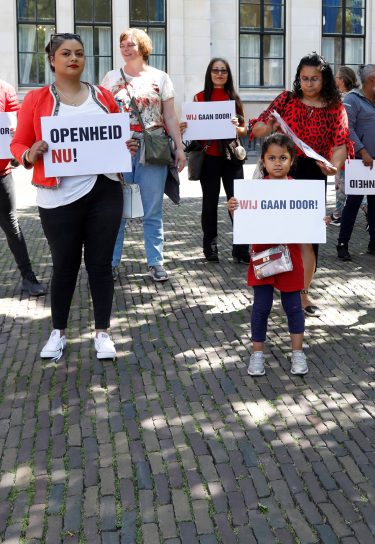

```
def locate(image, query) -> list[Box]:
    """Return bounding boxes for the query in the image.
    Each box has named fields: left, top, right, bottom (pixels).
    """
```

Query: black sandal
left=300, top=289, right=321, bottom=317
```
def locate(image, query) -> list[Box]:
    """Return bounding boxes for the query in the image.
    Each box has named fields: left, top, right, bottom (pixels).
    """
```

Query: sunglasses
left=211, top=68, right=228, bottom=75
left=49, top=33, right=82, bottom=50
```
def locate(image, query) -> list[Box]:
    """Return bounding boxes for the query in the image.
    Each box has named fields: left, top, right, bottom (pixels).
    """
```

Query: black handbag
left=185, top=140, right=207, bottom=181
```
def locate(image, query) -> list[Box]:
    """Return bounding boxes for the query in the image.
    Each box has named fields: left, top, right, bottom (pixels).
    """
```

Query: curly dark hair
left=260, top=133, right=297, bottom=177
left=203, top=58, right=244, bottom=119
left=292, top=52, right=341, bottom=107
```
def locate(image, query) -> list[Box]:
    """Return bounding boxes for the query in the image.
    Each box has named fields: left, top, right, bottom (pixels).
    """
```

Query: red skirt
left=248, top=244, right=304, bottom=292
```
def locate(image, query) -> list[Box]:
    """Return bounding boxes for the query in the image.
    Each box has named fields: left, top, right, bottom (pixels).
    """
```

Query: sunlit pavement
left=0, top=164, right=374, bottom=543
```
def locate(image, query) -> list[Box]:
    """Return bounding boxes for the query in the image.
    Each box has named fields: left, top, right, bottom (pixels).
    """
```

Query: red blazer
left=11, top=84, right=119, bottom=188
left=0, top=80, right=20, bottom=176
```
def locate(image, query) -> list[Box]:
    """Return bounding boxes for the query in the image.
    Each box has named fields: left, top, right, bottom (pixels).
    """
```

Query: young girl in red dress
left=228, top=134, right=308, bottom=376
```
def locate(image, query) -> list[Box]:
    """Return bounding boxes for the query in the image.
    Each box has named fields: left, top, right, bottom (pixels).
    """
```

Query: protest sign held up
left=233, top=179, right=326, bottom=244
left=344, top=159, right=375, bottom=195
left=41, top=113, right=131, bottom=177
left=182, top=101, right=236, bottom=141
left=0, top=112, right=17, bottom=160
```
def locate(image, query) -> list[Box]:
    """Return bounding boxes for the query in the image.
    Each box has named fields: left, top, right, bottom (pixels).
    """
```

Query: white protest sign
left=233, top=179, right=326, bottom=244
left=272, top=110, right=333, bottom=168
left=182, top=101, right=236, bottom=141
left=0, top=112, right=17, bottom=160
left=41, top=113, right=131, bottom=176
left=344, top=159, right=375, bottom=195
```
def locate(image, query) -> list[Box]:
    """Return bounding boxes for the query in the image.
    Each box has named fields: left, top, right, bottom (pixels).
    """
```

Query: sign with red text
left=41, top=113, right=131, bottom=176
left=0, top=112, right=17, bottom=160
left=182, top=101, right=236, bottom=140
left=233, top=179, right=326, bottom=244
left=344, top=159, right=375, bottom=195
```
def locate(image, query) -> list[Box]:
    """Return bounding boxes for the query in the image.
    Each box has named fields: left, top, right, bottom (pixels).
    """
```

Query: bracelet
left=24, top=149, right=32, bottom=165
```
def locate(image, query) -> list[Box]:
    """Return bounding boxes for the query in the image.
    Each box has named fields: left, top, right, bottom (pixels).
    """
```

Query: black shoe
left=304, top=305, right=321, bottom=317
left=22, top=272, right=47, bottom=296
left=232, top=244, right=251, bottom=264
left=337, top=243, right=351, bottom=261
left=204, top=252, right=219, bottom=263
left=368, top=243, right=375, bottom=255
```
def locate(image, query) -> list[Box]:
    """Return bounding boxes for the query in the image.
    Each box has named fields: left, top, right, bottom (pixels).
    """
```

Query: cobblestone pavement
left=0, top=166, right=375, bottom=544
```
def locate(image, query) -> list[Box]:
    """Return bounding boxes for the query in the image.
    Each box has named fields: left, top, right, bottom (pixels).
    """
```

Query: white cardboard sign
left=182, top=101, right=236, bottom=141
left=233, top=179, right=326, bottom=244
left=344, top=159, right=375, bottom=195
left=41, top=113, right=131, bottom=176
left=0, top=112, right=17, bottom=160
left=272, top=110, right=333, bottom=168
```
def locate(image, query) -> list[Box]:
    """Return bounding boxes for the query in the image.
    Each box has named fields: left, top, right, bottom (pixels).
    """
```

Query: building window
left=322, top=0, right=365, bottom=75
left=239, top=0, right=285, bottom=87
left=75, top=0, right=112, bottom=84
left=130, top=0, right=166, bottom=71
left=17, top=0, right=56, bottom=86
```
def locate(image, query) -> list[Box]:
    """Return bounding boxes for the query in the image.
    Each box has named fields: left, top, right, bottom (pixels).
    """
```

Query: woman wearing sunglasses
left=11, top=33, right=136, bottom=361
left=182, top=58, right=249, bottom=264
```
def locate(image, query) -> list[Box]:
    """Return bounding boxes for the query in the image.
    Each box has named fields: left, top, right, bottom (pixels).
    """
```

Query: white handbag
left=122, top=182, right=144, bottom=219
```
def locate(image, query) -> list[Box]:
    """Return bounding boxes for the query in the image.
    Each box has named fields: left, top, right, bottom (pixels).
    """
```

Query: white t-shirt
left=37, top=92, right=118, bottom=209
left=101, top=67, right=174, bottom=131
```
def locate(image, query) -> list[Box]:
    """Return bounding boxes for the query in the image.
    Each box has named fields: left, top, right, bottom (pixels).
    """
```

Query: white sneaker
left=94, top=332, right=117, bottom=360
left=291, top=351, right=308, bottom=375
left=40, top=329, right=66, bottom=361
left=247, top=352, right=266, bottom=376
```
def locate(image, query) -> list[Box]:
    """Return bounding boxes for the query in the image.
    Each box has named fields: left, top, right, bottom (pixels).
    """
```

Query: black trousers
left=338, top=194, right=375, bottom=245
left=39, top=175, right=123, bottom=330
left=0, top=172, right=32, bottom=277
left=200, top=154, right=245, bottom=252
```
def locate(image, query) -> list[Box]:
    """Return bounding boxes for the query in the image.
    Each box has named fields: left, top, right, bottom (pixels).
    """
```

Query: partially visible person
left=0, top=79, right=46, bottom=296
left=331, top=66, right=367, bottom=227
left=251, top=53, right=352, bottom=317
left=11, top=33, right=137, bottom=360
left=181, top=58, right=249, bottom=264
left=101, top=28, right=186, bottom=283
left=337, top=64, right=375, bottom=261
left=228, top=134, right=307, bottom=376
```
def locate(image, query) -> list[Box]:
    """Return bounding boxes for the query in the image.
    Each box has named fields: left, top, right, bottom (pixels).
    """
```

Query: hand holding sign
left=182, top=101, right=236, bottom=141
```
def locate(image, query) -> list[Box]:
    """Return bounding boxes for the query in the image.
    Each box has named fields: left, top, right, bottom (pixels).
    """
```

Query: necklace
left=55, top=83, right=83, bottom=106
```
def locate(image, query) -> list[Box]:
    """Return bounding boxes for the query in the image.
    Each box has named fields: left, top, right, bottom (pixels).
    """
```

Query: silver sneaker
left=149, top=264, right=169, bottom=282
left=248, top=352, right=266, bottom=376
left=291, top=351, right=308, bottom=375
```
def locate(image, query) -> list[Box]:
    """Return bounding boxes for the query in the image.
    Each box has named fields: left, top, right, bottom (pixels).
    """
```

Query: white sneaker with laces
left=40, top=329, right=66, bottom=361
left=247, top=352, right=266, bottom=376
left=291, top=351, right=308, bottom=375
left=95, top=332, right=117, bottom=360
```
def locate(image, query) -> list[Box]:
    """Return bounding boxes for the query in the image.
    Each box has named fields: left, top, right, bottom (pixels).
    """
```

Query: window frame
left=239, top=0, right=285, bottom=89
left=129, top=0, right=167, bottom=71
left=321, top=0, right=366, bottom=72
left=16, top=0, right=56, bottom=87
left=74, top=0, right=113, bottom=84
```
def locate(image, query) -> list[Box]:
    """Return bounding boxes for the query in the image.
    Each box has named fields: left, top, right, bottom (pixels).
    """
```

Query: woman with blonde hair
left=102, top=28, right=186, bottom=282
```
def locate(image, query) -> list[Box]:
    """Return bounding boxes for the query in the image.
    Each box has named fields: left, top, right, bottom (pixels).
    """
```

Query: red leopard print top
left=250, top=90, right=354, bottom=160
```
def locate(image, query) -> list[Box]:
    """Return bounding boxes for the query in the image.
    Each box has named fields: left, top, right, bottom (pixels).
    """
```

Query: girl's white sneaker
left=40, top=329, right=66, bottom=361
left=248, top=352, right=266, bottom=376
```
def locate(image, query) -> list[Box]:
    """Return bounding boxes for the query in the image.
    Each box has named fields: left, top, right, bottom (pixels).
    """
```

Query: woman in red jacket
left=11, top=33, right=135, bottom=361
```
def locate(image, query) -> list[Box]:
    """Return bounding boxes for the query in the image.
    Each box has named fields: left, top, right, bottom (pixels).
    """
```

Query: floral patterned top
left=101, top=67, right=175, bottom=132
left=250, top=90, right=354, bottom=160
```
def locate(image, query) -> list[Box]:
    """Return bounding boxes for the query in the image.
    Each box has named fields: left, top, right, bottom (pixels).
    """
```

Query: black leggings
left=0, top=172, right=32, bottom=276
left=200, top=154, right=244, bottom=250
left=39, top=175, right=123, bottom=330
left=251, top=285, right=305, bottom=342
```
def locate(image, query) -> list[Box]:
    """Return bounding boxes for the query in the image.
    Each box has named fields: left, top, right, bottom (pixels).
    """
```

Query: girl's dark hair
left=292, top=52, right=341, bottom=107
left=260, top=133, right=296, bottom=177
left=204, top=58, right=244, bottom=119
left=337, top=66, right=359, bottom=91
left=45, top=33, right=84, bottom=72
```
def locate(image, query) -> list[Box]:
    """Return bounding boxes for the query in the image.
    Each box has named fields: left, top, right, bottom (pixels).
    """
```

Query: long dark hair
left=292, top=52, right=341, bottom=107
left=203, top=58, right=244, bottom=119
left=260, top=133, right=296, bottom=177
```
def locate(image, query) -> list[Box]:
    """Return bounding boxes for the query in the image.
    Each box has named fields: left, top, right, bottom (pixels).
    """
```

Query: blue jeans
left=112, top=150, right=168, bottom=267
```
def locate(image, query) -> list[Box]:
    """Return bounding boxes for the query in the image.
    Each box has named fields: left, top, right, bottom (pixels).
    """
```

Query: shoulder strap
left=120, top=68, right=146, bottom=132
